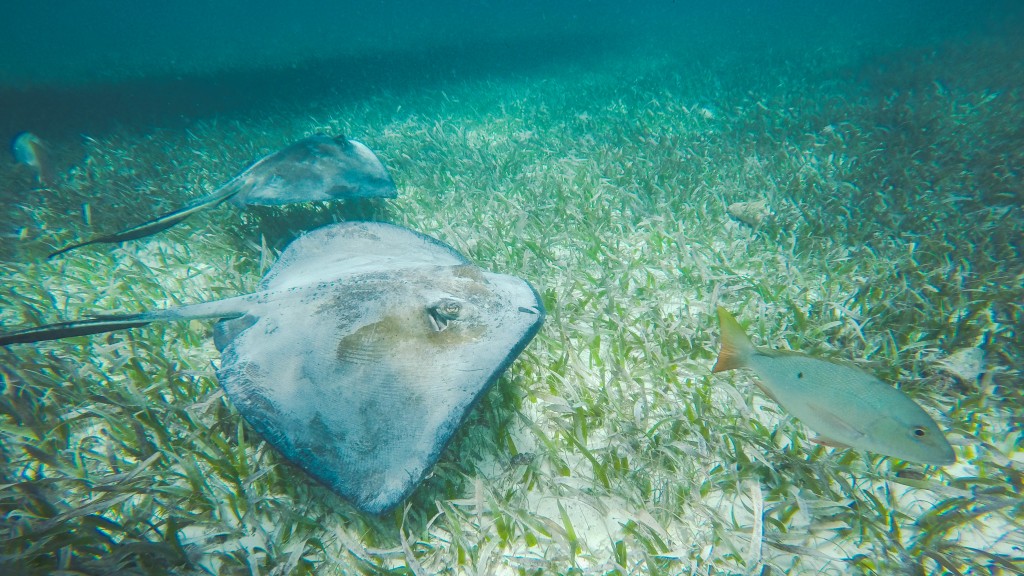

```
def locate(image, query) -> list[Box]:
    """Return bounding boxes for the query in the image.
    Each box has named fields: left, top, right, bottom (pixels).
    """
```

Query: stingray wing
left=215, top=263, right=544, bottom=513
left=234, top=135, right=397, bottom=206
left=46, top=136, right=395, bottom=258
left=259, top=221, right=469, bottom=291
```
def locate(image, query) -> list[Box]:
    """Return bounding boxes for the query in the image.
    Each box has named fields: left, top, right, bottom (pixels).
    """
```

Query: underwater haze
left=1, top=1, right=1016, bottom=138
left=1, top=1, right=1022, bottom=574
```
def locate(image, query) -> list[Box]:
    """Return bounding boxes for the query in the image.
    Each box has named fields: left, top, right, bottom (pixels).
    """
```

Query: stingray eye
left=912, top=426, right=927, bottom=438
left=428, top=299, right=463, bottom=332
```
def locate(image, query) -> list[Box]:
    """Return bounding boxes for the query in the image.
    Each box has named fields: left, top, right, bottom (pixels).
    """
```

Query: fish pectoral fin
left=806, top=401, right=867, bottom=444
left=751, top=380, right=781, bottom=404
left=810, top=436, right=852, bottom=449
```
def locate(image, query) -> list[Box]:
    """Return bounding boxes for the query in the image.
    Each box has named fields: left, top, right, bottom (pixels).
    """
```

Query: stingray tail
left=47, top=186, right=242, bottom=259
left=0, top=295, right=250, bottom=346
left=0, top=314, right=153, bottom=345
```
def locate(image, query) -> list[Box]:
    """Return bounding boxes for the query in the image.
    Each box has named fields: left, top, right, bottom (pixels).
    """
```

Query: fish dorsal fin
left=712, top=307, right=755, bottom=373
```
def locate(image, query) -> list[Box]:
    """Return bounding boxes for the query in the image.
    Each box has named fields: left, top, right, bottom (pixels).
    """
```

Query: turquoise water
left=1, top=2, right=1022, bottom=574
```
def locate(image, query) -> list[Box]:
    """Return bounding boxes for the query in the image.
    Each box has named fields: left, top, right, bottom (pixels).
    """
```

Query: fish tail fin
left=0, top=314, right=152, bottom=346
left=712, top=307, right=755, bottom=373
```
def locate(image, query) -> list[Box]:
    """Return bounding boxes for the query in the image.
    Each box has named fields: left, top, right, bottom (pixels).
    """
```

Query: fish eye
left=427, top=299, right=463, bottom=332
left=912, top=427, right=927, bottom=438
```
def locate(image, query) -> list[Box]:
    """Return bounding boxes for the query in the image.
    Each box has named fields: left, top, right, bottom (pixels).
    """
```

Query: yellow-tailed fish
left=712, top=307, right=955, bottom=466
left=12, top=131, right=53, bottom=186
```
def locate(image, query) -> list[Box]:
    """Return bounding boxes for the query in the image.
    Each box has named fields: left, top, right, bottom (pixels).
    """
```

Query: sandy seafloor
left=0, top=3, right=1022, bottom=575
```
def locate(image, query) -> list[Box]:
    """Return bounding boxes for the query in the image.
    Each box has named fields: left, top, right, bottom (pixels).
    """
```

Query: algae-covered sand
left=1, top=30, right=1022, bottom=576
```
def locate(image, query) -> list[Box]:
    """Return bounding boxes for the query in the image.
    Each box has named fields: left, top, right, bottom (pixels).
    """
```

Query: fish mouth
left=928, top=445, right=957, bottom=466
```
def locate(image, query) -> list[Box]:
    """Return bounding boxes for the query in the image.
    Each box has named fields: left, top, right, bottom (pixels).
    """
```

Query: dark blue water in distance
left=0, top=1, right=1019, bottom=143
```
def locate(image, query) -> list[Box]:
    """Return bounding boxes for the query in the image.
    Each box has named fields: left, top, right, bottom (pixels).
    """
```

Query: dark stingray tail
left=0, top=314, right=152, bottom=345
left=47, top=186, right=241, bottom=259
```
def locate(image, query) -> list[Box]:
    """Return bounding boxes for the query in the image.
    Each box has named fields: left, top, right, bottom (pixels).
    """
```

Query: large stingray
left=2, top=222, right=545, bottom=513
left=48, top=134, right=398, bottom=258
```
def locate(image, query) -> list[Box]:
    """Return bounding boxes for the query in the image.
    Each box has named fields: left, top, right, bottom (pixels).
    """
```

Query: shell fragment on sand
left=937, top=347, right=986, bottom=382
left=726, top=200, right=771, bottom=227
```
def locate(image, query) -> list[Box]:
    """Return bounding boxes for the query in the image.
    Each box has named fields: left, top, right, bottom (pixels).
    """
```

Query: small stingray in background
left=712, top=307, right=955, bottom=466
left=1, top=222, right=545, bottom=513
left=48, top=134, right=397, bottom=258
left=12, top=132, right=54, bottom=186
